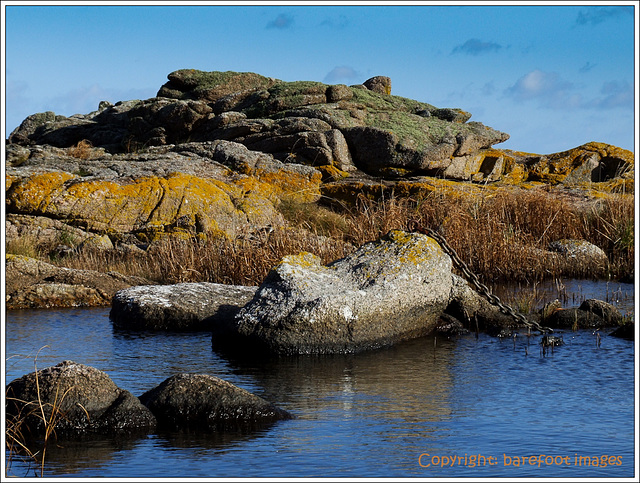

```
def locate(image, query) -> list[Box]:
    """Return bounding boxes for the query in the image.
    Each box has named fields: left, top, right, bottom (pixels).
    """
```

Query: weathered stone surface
left=5, top=255, right=151, bottom=309
left=444, top=274, right=516, bottom=333
left=5, top=361, right=156, bottom=435
left=5, top=213, right=93, bottom=245
left=228, top=230, right=453, bottom=354
left=157, top=69, right=279, bottom=102
left=526, top=142, right=634, bottom=184
left=578, top=299, right=623, bottom=325
left=111, top=282, right=258, bottom=331
left=139, top=373, right=292, bottom=430
left=548, top=239, right=608, bottom=271
left=363, top=75, right=391, bottom=95
left=77, top=234, right=114, bottom=251
left=174, top=140, right=323, bottom=202
left=5, top=168, right=280, bottom=241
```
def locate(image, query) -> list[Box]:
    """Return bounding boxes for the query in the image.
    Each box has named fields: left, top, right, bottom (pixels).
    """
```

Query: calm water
left=4, top=280, right=636, bottom=478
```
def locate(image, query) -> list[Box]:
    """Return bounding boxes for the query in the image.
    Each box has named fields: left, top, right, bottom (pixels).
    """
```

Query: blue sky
left=3, top=2, right=637, bottom=154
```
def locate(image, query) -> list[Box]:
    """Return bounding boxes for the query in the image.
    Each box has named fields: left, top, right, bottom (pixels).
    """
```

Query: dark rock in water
left=610, top=322, right=634, bottom=340
left=579, top=298, right=623, bottom=325
left=139, top=374, right=292, bottom=431
left=110, top=282, right=258, bottom=331
left=545, top=299, right=623, bottom=329
left=434, top=313, right=469, bottom=336
left=546, top=308, right=605, bottom=329
left=5, top=361, right=156, bottom=436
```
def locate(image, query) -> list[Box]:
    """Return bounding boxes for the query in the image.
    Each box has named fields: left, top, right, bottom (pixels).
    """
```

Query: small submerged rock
left=544, top=298, right=623, bottom=329
left=139, top=374, right=293, bottom=431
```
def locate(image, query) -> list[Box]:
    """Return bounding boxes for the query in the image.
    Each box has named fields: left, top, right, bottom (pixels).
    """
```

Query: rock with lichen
left=222, top=230, right=454, bottom=354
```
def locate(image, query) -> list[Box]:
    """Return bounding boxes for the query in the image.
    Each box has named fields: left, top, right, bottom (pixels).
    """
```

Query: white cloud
left=324, top=66, right=360, bottom=84
left=505, top=70, right=633, bottom=113
left=504, top=70, right=577, bottom=108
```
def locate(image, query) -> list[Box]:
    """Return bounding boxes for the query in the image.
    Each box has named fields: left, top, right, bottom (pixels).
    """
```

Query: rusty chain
left=407, top=220, right=551, bottom=334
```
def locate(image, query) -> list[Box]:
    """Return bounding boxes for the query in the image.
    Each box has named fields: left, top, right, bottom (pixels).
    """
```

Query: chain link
left=407, top=220, right=551, bottom=334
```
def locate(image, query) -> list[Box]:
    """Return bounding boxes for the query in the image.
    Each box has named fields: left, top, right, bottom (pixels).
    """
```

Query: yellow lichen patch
left=316, top=164, right=351, bottom=182
left=251, top=168, right=322, bottom=203
left=500, top=164, right=527, bottom=184
left=385, top=230, right=442, bottom=266
left=7, top=171, right=77, bottom=214
left=275, top=252, right=322, bottom=271
left=7, top=171, right=270, bottom=237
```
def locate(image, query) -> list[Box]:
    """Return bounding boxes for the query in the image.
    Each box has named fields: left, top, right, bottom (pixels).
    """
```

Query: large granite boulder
left=224, top=230, right=454, bottom=354
left=111, top=282, right=258, bottom=331
left=139, top=373, right=293, bottom=431
left=5, top=361, right=156, bottom=435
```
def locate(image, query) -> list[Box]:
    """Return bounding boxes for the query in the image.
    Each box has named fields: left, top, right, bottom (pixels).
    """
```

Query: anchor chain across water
left=407, top=220, right=552, bottom=334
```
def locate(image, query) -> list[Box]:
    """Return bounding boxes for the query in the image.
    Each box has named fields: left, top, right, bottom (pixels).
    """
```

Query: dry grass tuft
left=66, top=139, right=94, bottom=160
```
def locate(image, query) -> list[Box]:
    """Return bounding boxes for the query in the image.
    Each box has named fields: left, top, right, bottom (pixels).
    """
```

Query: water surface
left=4, top=280, right=636, bottom=478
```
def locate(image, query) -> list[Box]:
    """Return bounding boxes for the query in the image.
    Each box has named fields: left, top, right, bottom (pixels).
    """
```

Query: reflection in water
left=4, top=278, right=635, bottom=478
left=218, top=335, right=455, bottom=434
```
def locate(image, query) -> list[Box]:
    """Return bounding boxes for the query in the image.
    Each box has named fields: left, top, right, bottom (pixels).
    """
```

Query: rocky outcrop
left=8, top=70, right=510, bottom=179
left=5, top=361, right=156, bottom=435
left=6, top=70, right=634, bottom=250
left=220, top=230, right=454, bottom=354
left=5, top=142, right=320, bottom=244
left=111, top=282, right=258, bottom=331
left=544, top=298, right=624, bottom=329
left=4, top=69, right=634, bottom=312
left=5, top=255, right=151, bottom=309
left=139, top=373, right=293, bottom=431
